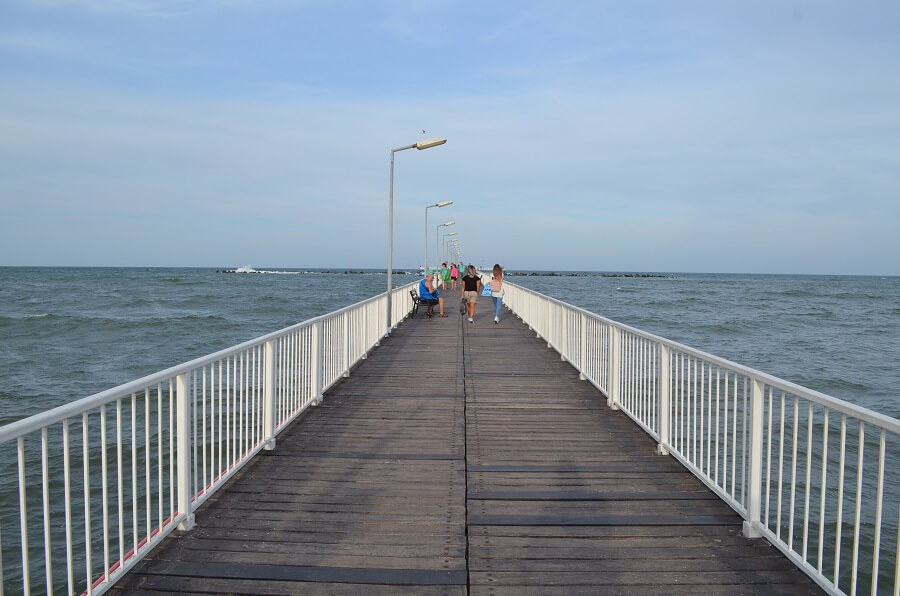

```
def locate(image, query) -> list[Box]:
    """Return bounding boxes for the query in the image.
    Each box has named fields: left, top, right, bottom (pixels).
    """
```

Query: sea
left=1, top=266, right=898, bottom=424
left=1, top=266, right=899, bottom=592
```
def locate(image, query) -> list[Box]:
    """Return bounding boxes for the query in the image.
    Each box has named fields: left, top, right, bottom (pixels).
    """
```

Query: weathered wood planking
left=463, top=308, right=822, bottom=595
left=112, top=309, right=467, bottom=595
left=111, top=304, right=823, bottom=595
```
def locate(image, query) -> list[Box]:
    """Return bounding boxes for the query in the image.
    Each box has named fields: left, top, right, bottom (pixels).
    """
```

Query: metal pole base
left=742, top=520, right=763, bottom=539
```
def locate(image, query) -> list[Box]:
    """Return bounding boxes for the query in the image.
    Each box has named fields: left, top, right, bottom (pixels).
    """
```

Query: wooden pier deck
left=112, top=303, right=824, bottom=595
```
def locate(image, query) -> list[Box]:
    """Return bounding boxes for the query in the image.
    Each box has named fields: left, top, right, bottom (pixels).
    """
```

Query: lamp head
left=416, top=138, right=447, bottom=150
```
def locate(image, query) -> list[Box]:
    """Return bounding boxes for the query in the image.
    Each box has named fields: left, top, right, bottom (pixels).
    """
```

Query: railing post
left=313, top=320, right=325, bottom=405
left=579, top=313, right=587, bottom=381
left=658, top=344, right=671, bottom=455
left=547, top=301, right=553, bottom=348
left=529, top=291, right=536, bottom=333
left=375, top=298, right=382, bottom=347
left=608, top=325, right=621, bottom=410
left=175, top=372, right=195, bottom=531
left=344, top=311, right=351, bottom=378
left=359, top=306, right=369, bottom=360
left=262, top=339, right=276, bottom=451
left=560, top=309, right=567, bottom=361
left=527, top=291, right=534, bottom=331
left=362, top=303, right=368, bottom=359
left=743, top=378, right=765, bottom=538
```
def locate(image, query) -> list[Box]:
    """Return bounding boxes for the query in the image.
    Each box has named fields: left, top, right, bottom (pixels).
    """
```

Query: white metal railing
left=0, top=282, right=418, bottom=595
left=502, top=280, right=900, bottom=596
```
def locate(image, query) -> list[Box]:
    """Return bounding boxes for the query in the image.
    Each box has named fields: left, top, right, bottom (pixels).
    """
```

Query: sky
left=1, top=1, right=898, bottom=274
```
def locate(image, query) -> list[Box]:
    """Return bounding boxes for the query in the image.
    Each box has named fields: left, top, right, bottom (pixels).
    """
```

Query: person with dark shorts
left=460, top=265, right=482, bottom=323
left=450, top=263, right=459, bottom=290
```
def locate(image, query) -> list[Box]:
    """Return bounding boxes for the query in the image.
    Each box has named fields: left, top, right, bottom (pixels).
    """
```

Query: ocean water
left=0, top=266, right=421, bottom=425
left=1, top=267, right=897, bottom=423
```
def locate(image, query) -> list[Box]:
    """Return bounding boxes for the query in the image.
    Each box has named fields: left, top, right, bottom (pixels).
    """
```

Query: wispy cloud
left=1, top=1, right=898, bottom=272
left=26, top=0, right=284, bottom=18
left=0, top=29, right=89, bottom=55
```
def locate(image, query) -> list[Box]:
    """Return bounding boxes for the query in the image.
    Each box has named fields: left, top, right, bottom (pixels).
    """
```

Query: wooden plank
left=115, top=313, right=468, bottom=593
left=125, top=560, right=467, bottom=584
left=112, top=575, right=466, bottom=596
left=111, top=306, right=824, bottom=595
left=461, top=308, right=824, bottom=594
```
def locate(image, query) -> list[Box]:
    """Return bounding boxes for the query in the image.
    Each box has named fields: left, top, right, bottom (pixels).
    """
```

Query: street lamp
left=436, top=221, right=455, bottom=278
left=425, top=201, right=453, bottom=275
left=449, top=238, right=460, bottom=263
left=443, top=232, right=457, bottom=264
left=387, top=137, right=447, bottom=337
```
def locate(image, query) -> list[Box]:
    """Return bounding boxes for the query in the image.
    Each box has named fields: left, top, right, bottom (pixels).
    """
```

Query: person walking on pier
left=490, top=264, right=504, bottom=324
left=450, top=263, right=459, bottom=290
left=419, top=273, right=445, bottom=317
left=460, top=264, right=481, bottom=323
left=439, top=262, right=451, bottom=290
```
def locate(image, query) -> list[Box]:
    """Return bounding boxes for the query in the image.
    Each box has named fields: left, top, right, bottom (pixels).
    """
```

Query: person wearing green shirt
left=440, top=262, right=451, bottom=289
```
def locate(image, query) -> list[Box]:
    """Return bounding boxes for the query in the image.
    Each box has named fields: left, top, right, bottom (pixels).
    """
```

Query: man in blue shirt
left=418, top=273, right=445, bottom=317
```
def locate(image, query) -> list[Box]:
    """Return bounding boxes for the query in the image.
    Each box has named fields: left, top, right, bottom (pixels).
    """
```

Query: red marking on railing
left=83, top=515, right=176, bottom=594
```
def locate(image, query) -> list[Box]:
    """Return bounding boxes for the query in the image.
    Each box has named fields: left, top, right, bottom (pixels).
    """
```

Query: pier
left=110, top=306, right=822, bottom=595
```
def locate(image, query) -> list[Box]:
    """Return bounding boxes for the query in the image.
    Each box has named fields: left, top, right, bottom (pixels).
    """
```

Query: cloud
left=1, top=1, right=898, bottom=272
left=24, top=0, right=286, bottom=18
left=0, top=29, right=90, bottom=55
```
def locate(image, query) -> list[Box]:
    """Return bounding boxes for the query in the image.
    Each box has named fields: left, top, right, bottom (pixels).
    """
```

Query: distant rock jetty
left=601, top=273, right=675, bottom=278
left=507, top=272, right=675, bottom=278
left=218, top=268, right=417, bottom=275
left=217, top=268, right=673, bottom=279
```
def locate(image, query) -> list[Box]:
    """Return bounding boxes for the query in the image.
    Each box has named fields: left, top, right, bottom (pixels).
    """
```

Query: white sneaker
left=494, top=316, right=499, bottom=324
left=468, top=317, right=473, bottom=323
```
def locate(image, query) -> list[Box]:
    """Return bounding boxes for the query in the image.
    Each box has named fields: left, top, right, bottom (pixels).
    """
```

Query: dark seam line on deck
left=144, top=561, right=468, bottom=585
left=467, top=514, right=739, bottom=526
left=461, top=313, right=471, bottom=595
left=467, top=491, right=721, bottom=500
left=271, top=452, right=461, bottom=460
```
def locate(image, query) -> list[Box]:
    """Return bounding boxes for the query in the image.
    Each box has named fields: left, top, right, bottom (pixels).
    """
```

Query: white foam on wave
left=229, top=266, right=308, bottom=275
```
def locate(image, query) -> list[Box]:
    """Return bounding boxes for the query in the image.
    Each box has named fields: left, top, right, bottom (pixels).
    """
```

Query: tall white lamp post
left=443, top=232, right=457, bottom=265
left=449, top=238, right=460, bottom=263
left=387, top=137, right=446, bottom=337
left=435, top=221, right=455, bottom=280
left=425, top=201, right=453, bottom=275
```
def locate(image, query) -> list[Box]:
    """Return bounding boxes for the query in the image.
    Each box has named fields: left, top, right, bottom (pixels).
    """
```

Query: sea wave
left=1, top=269, right=897, bottom=424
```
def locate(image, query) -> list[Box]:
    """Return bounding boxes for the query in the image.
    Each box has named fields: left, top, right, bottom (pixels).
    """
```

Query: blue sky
left=1, top=1, right=898, bottom=274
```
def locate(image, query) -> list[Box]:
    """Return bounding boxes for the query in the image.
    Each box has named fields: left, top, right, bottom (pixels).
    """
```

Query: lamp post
left=443, top=232, right=457, bottom=265
left=387, top=137, right=446, bottom=337
left=425, top=201, right=452, bottom=275
left=435, top=221, right=455, bottom=280
left=449, top=239, right=460, bottom=263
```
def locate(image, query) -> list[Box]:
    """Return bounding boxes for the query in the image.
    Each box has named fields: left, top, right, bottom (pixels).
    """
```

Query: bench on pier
left=409, top=288, right=422, bottom=317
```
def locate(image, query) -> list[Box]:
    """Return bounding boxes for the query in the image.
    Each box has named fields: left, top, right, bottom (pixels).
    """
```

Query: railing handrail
left=499, top=278, right=900, bottom=596
left=0, top=280, right=419, bottom=595
left=506, top=280, right=900, bottom=434
left=0, top=290, right=388, bottom=445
